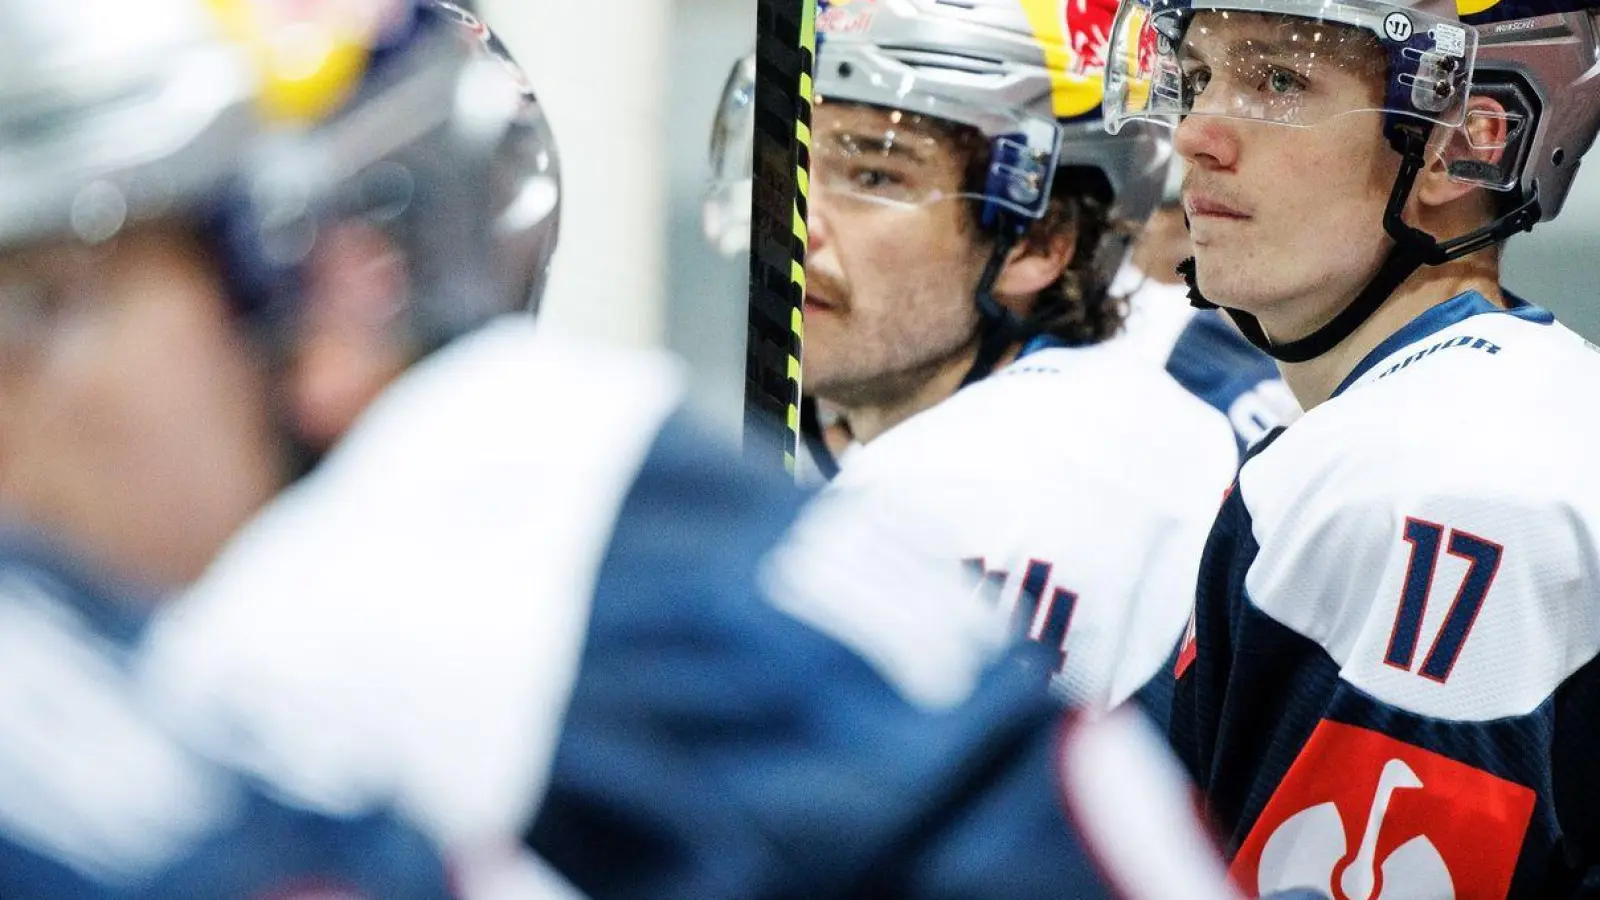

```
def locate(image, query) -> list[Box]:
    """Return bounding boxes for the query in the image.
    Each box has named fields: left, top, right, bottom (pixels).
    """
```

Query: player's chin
left=1192, top=260, right=1260, bottom=313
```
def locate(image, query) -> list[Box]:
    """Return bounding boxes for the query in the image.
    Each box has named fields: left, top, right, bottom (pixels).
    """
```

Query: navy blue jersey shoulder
left=1129, top=645, right=1179, bottom=733
left=1164, top=310, right=1286, bottom=458
left=0, top=535, right=455, bottom=900
left=526, top=410, right=1117, bottom=900
left=1173, top=438, right=1600, bottom=897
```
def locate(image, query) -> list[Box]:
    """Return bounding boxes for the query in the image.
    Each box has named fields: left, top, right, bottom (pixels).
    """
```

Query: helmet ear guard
left=977, top=122, right=1064, bottom=231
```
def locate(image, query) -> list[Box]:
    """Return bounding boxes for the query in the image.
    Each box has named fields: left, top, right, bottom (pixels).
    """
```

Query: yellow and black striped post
left=744, top=0, right=816, bottom=476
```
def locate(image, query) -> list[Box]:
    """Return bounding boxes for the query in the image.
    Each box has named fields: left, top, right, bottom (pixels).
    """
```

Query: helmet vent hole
left=1553, top=148, right=1566, bottom=166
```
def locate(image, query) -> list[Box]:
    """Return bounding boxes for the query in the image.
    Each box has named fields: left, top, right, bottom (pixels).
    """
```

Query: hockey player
left=717, top=0, right=1249, bottom=712
left=1104, top=0, right=1600, bottom=894
left=0, top=0, right=1271, bottom=897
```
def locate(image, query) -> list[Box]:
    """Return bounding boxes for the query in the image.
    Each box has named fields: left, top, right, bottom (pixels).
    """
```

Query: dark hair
left=945, top=125, right=1130, bottom=345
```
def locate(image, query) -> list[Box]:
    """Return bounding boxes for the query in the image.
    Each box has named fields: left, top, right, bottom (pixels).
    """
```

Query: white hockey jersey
left=824, top=334, right=1239, bottom=711
left=124, top=315, right=1251, bottom=900
left=1114, top=265, right=1301, bottom=458
left=1173, top=292, right=1600, bottom=897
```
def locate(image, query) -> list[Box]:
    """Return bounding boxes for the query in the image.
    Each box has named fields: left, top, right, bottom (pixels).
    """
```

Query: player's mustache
left=805, top=267, right=849, bottom=309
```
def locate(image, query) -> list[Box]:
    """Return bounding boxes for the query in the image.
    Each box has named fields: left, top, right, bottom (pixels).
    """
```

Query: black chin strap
left=799, top=395, right=841, bottom=481
left=958, top=229, right=1026, bottom=389
left=1180, top=125, right=1541, bottom=364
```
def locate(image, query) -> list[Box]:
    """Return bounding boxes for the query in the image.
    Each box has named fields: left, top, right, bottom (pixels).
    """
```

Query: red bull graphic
left=1020, top=0, right=1152, bottom=119
left=1061, top=0, right=1116, bottom=75
left=817, top=0, right=879, bottom=35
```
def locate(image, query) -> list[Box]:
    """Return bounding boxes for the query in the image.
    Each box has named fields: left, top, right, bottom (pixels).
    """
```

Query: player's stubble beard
left=803, top=266, right=982, bottom=412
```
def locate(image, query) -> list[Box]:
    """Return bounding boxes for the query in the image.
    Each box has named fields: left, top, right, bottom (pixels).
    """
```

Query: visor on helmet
left=704, top=52, right=756, bottom=257
left=1105, top=0, right=1478, bottom=130
left=811, top=92, right=1062, bottom=221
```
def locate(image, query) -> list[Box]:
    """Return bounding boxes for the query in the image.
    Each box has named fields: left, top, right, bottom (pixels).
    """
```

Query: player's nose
left=807, top=189, right=836, bottom=254
left=1174, top=114, right=1240, bottom=172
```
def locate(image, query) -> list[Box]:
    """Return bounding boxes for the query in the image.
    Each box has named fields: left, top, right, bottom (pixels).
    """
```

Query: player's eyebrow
left=823, top=129, right=937, bottom=162
left=1180, top=34, right=1303, bottom=65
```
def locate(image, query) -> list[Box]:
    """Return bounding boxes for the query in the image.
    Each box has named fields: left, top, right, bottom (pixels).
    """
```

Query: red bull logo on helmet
left=1062, top=0, right=1115, bottom=75
left=818, top=0, right=880, bottom=35
left=1019, top=0, right=1132, bottom=119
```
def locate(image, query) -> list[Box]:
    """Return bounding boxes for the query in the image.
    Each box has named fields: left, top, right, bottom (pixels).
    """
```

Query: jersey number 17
left=1383, top=518, right=1504, bottom=684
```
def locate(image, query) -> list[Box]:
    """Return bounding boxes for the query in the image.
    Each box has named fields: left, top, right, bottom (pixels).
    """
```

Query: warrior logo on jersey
left=1230, top=720, right=1535, bottom=900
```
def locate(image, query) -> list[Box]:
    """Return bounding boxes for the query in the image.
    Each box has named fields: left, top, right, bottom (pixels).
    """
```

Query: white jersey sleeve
left=137, top=317, right=686, bottom=857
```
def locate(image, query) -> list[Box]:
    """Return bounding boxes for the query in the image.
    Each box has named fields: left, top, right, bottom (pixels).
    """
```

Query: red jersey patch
left=1230, top=720, right=1535, bottom=900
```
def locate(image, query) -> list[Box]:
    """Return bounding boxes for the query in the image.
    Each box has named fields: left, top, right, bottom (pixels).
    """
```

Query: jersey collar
left=1329, top=289, right=1554, bottom=399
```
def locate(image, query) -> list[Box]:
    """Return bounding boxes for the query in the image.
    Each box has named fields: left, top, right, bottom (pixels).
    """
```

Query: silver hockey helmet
left=1101, top=0, right=1600, bottom=362
left=1104, top=0, right=1600, bottom=223
left=812, top=0, right=1172, bottom=228
left=0, top=0, right=560, bottom=348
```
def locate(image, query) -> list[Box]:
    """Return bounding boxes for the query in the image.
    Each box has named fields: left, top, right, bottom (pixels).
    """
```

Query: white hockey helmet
left=1101, top=0, right=1600, bottom=362
left=704, top=51, right=757, bottom=257
left=1104, top=0, right=1600, bottom=223
left=0, top=0, right=560, bottom=348
left=812, top=0, right=1173, bottom=228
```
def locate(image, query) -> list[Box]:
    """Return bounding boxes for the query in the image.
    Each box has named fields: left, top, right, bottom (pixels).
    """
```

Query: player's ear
left=1416, top=94, right=1511, bottom=210
left=993, top=220, right=1075, bottom=306
left=286, top=219, right=412, bottom=450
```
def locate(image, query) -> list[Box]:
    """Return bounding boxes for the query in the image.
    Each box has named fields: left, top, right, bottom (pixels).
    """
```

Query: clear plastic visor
left=704, top=52, right=756, bottom=257
left=809, top=93, right=1062, bottom=220
left=1103, top=0, right=1478, bottom=130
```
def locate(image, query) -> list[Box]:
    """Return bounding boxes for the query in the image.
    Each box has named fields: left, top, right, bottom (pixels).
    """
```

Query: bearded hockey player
left=737, top=0, right=1238, bottom=712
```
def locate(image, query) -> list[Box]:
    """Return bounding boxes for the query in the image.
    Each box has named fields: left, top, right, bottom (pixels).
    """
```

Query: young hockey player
left=1105, top=0, right=1600, bottom=892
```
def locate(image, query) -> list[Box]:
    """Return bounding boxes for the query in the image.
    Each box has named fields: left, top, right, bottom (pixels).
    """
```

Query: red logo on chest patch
left=1230, top=720, right=1535, bottom=900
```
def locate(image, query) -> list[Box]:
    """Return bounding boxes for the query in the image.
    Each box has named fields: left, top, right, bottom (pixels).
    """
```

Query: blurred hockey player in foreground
left=1105, top=0, right=1600, bottom=892
left=0, top=0, right=1290, bottom=897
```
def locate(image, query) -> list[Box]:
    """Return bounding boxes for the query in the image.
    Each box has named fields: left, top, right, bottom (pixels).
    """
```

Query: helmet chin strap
left=1177, top=124, right=1541, bottom=364
left=799, top=395, right=841, bottom=481
left=958, top=229, right=1026, bottom=389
